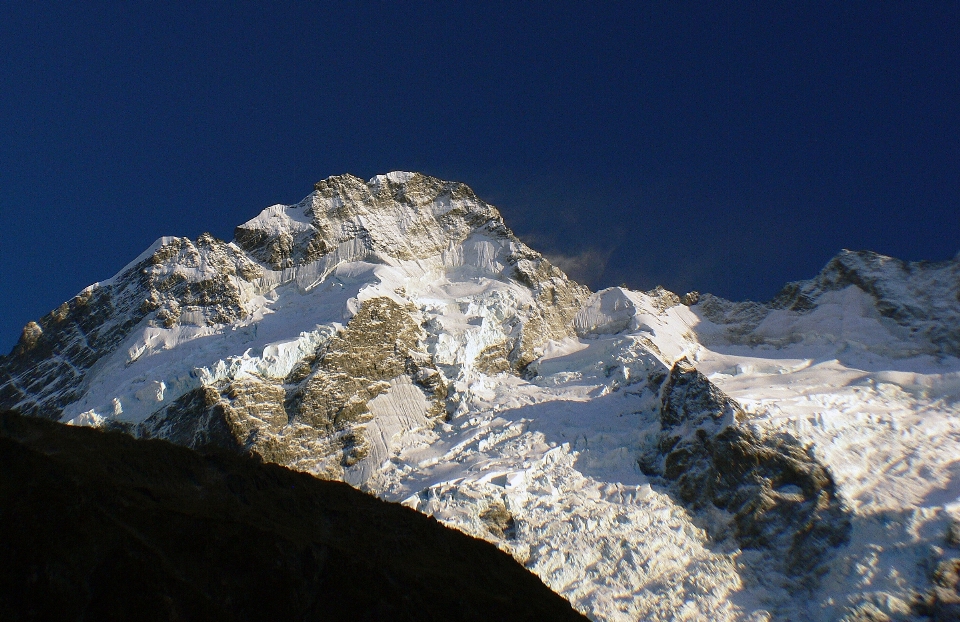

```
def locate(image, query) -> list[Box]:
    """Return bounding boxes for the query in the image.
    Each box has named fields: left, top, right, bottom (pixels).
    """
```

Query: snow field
left=48, top=180, right=960, bottom=621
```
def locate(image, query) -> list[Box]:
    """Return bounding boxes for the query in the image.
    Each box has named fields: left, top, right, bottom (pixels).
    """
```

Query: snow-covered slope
left=2, top=173, right=958, bottom=621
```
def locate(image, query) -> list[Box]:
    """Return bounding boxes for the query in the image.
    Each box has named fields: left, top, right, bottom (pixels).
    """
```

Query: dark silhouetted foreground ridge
left=0, top=411, right=587, bottom=621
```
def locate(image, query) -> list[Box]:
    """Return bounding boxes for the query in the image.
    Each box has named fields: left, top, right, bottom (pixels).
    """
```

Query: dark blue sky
left=2, top=2, right=958, bottom=353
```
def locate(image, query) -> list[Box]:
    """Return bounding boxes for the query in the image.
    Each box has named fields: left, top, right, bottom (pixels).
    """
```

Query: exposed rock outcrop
left=640, top=358, right=852, bottom=584
left=922, top=557, right=960, bottom=620
left=136, top=296, right=446, bottom=481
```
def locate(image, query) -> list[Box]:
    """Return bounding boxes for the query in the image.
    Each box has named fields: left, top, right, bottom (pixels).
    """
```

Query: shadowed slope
left=0, top=411, right=587, bottom=622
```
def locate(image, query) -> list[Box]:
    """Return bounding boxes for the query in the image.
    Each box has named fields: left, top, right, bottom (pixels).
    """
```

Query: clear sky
left=1, top=2, right=958, bottom=353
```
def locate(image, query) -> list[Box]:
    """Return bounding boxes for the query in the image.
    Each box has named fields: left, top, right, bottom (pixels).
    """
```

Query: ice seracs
left=2, top=172, right=959, bottom=621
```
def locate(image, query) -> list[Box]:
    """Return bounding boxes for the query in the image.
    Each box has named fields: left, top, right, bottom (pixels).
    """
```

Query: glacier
left=2, top=172, right=959, bottom=621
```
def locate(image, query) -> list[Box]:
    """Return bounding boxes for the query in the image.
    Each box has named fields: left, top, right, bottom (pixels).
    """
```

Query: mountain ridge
left=3, top=172, right=959, bottom=621
left=0, top=409, right=588, bottom=621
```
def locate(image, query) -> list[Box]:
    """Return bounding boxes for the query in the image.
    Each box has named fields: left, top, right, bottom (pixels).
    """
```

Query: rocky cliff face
left=640, top=358, right=851, bottom=584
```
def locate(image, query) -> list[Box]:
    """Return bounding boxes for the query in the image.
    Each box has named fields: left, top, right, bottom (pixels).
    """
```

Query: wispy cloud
left=545, top=248, right=612, bottom=288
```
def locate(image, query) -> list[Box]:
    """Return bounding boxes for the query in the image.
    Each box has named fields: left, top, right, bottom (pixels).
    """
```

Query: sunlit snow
left=43, top=177, right=960, bottom=620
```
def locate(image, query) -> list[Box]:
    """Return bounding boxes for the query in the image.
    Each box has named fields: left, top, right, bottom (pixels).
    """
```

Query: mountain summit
left=3, top=173, right=959, bottom=621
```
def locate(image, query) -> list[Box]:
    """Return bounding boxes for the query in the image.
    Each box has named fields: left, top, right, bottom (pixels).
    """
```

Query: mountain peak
left=5, top=175, right=958, bottom=621
left=236, top=172, right=502, bottom=270
left=1, top=172, right=589, bottom=424
left=368, top=170, right=417, bottom=185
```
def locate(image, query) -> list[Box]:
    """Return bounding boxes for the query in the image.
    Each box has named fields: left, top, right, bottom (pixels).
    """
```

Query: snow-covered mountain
left=2, top=172, right=959, bottom=621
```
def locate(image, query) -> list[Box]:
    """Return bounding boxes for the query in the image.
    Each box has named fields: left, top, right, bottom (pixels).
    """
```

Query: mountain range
left=2, top=172, right=959, bottom=621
